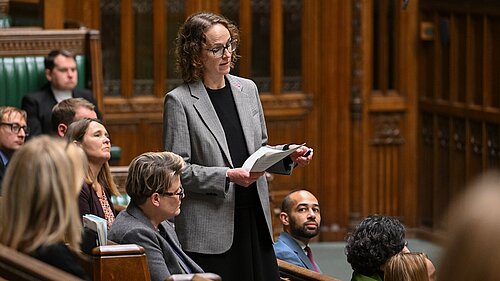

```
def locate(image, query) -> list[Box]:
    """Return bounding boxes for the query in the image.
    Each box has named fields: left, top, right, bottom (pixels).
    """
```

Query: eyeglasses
left=0, top=122, right=30, bottom=136
left=205, top=39, right=238, bottom=58
left=162, top=186, right=185, bottom=199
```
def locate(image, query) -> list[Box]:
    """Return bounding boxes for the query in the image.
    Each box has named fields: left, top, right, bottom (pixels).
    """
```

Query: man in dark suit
left=21, top=49, right=101, bottom=137
left=0, top=106, right=28, bottom=189
left=274, top=190, right=322, bottom=273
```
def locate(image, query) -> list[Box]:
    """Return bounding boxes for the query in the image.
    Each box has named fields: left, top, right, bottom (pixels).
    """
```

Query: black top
left=30, top=242, right=89, bottom=280
left=206, top=80, right=249, bottom=167
left=207, top=80, right=257, bottom=207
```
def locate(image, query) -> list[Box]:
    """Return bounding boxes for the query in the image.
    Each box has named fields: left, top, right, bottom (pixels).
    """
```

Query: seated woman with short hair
left=108, top=151, right=203, bottom=281
left=0, top=136, right=89, bottom=279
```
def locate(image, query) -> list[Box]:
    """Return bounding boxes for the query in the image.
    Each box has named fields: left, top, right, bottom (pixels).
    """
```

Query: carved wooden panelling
left=366, top=113, right=405, bottom=216
left=487, top=124, right=500, bottom=168
left=419, top=0, right=500, bottom=239
left=0, top=29, right=90, bottom=56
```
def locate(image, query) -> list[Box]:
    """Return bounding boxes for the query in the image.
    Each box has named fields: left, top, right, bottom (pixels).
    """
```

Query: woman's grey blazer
left=163, top=74, right=292, bottom=255
left=108, top=203, right=203, bottom=281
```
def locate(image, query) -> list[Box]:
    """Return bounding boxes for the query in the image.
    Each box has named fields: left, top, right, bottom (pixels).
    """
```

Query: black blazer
left=78, top=182, right=116, bottom=221
left=21, top=83, right=102, bottom=137
left=30, top=242, right=89, bottom=280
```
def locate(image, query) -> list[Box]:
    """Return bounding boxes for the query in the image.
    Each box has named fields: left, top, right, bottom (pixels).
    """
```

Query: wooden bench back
left=278, top=259, right=343, bottom=281
left=0, top=28, right=104, bottom=111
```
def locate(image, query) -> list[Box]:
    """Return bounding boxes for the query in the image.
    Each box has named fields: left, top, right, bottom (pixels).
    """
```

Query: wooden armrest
left=90, top=244, right=151, bottom=281
left=91, top=244, right=144, bottom=256
left=277, top=259, right=342, bottom=281
left=165, top=273, right=222, bottom=281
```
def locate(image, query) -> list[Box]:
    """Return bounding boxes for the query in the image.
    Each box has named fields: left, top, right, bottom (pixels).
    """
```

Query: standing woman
left=66, top=118, right=119, bottom=228
left=0, top=136, right=88, bottom=279
left=163, top=12, right=313, bottom=281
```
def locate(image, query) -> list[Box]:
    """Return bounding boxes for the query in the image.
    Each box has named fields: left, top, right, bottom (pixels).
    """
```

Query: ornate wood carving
left=104, top=93, right=312, bottom=118
left=487, top=124, right=500, bottom=167
left=370, top=113, right=404, bottom=145
left=0, top=29, right=89, bottom=56
left=351, top=0, right=363, bottom=121
left=0, top=0, right=8, bottom=15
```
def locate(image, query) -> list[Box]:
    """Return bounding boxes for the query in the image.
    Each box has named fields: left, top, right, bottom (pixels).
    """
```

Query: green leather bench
left=0, top=28, right=104, bottom=109
left=0, top=28, right=122, bottom=161
left=0, top=14, right=10, bottom=28
left=0, top=55, right=87, bottom=107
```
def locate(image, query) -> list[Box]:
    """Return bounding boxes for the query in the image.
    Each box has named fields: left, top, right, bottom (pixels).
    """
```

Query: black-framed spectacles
left=0, top=122, right=30, bottom=136
left=205, top=39, right=238, bottom=58
left=162, top=186, right=185, bottom=199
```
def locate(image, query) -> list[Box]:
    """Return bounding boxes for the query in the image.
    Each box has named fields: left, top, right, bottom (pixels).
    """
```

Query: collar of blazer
left=186, top=75, right=261, bottom=167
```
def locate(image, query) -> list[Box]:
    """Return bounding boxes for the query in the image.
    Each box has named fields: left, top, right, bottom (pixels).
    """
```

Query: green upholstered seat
left=0, top=14, right=11, bottom=28
left=0, top=28, right=121, bottom=162
left=0, top=55, right=87, bottom=107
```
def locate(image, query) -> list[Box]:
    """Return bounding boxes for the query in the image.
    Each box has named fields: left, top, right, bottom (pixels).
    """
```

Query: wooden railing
left=278, top=259, right=343, bottom=281
left=0, top=237, right=222, bottom=281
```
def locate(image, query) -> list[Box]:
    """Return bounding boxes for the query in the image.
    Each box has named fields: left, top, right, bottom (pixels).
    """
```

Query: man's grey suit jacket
left=274, top=232, right=322, bottom=273
left=163, top=74, right=292, bottom=255
left=108, top=202, right=203, bottom=281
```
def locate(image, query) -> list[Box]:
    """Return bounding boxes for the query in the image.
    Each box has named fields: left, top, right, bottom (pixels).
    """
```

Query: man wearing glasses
left=0, top=106, right=29, bottom=189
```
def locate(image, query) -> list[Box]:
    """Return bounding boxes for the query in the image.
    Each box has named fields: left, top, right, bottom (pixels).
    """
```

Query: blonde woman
left=0, top=136, right=88, bottom=279
left=66, top=118, right=119, bottom=228
left=384, top=252, right=433, bottom=281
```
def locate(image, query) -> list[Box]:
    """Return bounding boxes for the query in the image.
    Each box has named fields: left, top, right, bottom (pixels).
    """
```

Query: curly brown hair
left=175, top=11, right=240, bottom=83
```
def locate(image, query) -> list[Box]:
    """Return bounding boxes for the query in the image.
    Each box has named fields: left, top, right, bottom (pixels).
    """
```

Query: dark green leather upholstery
left=0, top=55, right=86, bottom=107
left=0, top=14, right=10, bottom=28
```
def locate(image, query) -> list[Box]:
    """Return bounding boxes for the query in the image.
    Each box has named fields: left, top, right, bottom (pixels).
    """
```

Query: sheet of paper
left=242, top=143, right=304, bottom=172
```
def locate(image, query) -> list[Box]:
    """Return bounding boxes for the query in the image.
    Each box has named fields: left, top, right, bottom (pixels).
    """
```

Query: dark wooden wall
left=7, top=0, right=500, bottom=242
left=418, top=0, right=500, bottom=239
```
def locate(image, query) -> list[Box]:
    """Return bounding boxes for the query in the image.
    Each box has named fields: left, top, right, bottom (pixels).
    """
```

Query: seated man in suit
left=274, top=190, right=322, bottom=273
left=0, top=106, right=28, bottom=189
left=108, top=151, right=204, bottom=281
left=51, top=98, right=97, bottom=137
left=21, top=49, right=101, bottom=137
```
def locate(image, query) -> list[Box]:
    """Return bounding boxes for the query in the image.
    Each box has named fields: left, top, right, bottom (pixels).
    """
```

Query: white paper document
left=242, top=143, right=304, bottom=172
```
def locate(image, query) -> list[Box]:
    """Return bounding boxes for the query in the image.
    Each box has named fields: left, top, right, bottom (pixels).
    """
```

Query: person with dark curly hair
left=345, top=214, right=409, bottom=281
